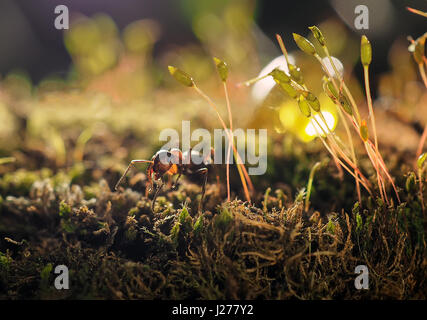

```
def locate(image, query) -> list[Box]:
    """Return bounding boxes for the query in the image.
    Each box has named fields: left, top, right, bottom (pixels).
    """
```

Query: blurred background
left=0, top=0, right=426, bottom=81
left=0, top=0, right=426, bottom=203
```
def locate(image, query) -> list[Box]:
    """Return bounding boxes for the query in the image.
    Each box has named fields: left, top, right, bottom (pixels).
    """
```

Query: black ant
left=115, top=148, right=215, bottom=212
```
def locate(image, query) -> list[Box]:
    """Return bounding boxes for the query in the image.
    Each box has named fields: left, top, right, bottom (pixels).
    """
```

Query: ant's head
left=149, top=149, right=182, bottom=181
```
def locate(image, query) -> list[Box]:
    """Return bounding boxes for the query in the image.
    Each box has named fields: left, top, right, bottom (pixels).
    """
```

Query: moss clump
left=214, top=206, right=234, bottom=232
left=0, top=251, right=12, bottom=269
left=0, top=169, right=40, bottom=196
left=0, top=179, right=425, bottom=299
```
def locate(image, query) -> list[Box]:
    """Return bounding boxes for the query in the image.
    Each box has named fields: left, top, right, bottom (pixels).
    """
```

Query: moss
left=40, top=263, right=53, bottom=291
left=128, top=207, right=139, bottom=217
left=0, top=251, right=12, bottom=269
left=124, top=216, right=138, bottom=241
left=356, top=213, right=363, bottom=234
left=170, top=222, right=180, bottom=245
left=178, top=206, right=193, bottom=234
left=214, top=206, right=233, bottom=232
left=326, top=219, right=336, bottom=234
left=193, top=215, right=203, bottom=236
left=83, top=184, right=100, bottom=200
left=0, top=10, right=425, bottom=300
left=0, top=169, right=40, bottom=196
left=0, top=186, right=425, bottom=299
left=69, top=163, right=86, bottom=184
left=406, top=172, right=417, bottom=193
left=59, top=200, right=71, bottom=217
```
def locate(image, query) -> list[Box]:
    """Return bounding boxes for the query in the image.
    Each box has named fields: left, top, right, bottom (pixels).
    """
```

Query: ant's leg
left=145, top=165, right=153, bottom=197
left=115, top=160, right=153, bottom=191
left=200, top=148, right=219, bottom=195
left=171, top=172, right=182, bottom=190
left=187, top=147, right=193, bottom=165
left=195, top=167, right=208, bottom=212
left=151, top=181, right=165, bottom=212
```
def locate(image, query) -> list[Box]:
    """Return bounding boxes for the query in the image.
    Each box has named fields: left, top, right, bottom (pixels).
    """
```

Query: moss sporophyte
left=242, top=26, right=405, bottom=205
left=167, top=63, right=254, bottom=203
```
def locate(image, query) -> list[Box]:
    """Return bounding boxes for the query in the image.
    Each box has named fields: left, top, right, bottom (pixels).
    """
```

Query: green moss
left=69, top=163, right=86, bottom=183
left=59, top=200, right=72, bottom=217
left=178, top=207, right=193, bottom=233
left=171, top=222, right=180, bottom=244
left=83, top=184, right=99, bottom=200
left=0, top=169, right=39, bottom=196
left=193, top=215, right=203, bottom=236
left=356, top=213, right=363, bottom=234
left=0, top=13, right=425, bottom=300
left=40, top=263, right=53, bottom=283
left=0, top=252, right=11, bottom=269
left=406, top=172, right=417, bottom=193
left=125, top=227, right=138, bottom=241
left=128, top=207, right=139, bottom=217
left=51, top=171, right=71, bottom=187
left=60, top=219, right=77, bottom=233
left=214, top=206, right=233, bottom=232
left=326, top=219, right=336, bottom=234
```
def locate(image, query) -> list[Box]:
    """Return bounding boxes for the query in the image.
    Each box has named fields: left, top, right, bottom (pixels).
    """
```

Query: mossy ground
left=0, top=13, right=425, bottom=299
left=0, top=137, right=426, bottom=299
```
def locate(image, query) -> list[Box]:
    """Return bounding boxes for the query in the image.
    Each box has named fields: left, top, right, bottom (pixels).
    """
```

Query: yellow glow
left=305, top=111, right=337, bottom=137
left=279, top=101, right=299, bottom=128
left=278, top=93, right=339, bottom=142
